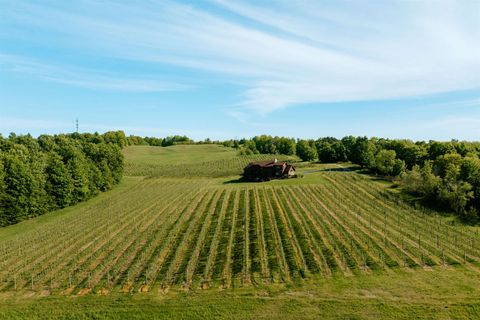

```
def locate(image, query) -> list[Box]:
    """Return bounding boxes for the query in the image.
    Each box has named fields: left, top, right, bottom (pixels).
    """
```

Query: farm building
left=243, top=159, right=296, bottom=181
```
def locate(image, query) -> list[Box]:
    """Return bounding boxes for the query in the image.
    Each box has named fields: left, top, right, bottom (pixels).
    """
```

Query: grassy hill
left=1, top=145, right=480, bottom=319
left=123, top=144, right=299, bottom=177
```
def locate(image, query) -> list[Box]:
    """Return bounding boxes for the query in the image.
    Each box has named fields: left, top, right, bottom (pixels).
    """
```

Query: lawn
left=1, top=269, right=480, bottom=319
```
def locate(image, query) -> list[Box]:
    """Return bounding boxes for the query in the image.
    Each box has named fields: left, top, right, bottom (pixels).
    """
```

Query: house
left=243, top=159, right=296, bottom=181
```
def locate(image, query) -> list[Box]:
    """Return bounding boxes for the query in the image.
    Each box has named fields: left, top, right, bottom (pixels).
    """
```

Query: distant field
left=123, top=145, right=239, bottom=165
left=123, top=145, right=299, bottom=177
left=1, top=145, right=480, bottom=319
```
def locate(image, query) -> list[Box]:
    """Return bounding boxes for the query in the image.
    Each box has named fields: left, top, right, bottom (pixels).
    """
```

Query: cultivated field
left=124, top=145, right=299, bottom=177
left=1, top=145, right=480, bottom=319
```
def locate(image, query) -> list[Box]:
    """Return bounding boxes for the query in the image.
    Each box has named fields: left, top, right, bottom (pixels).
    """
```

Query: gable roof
left=245, top=160, right=286, bottom=169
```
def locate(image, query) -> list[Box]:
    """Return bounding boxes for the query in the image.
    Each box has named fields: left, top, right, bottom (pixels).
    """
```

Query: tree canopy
left=0, top=131, right=125, bottom=226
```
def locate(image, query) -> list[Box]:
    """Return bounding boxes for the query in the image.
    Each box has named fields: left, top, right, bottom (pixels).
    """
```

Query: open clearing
left=1, top=145, right=479, bottom=319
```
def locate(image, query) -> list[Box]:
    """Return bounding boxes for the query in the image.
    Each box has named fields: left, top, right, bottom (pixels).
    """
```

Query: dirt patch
left=40, top=289, right=51, bottom=296
left=77, top=288, right=92, bottom=296
left=139, top=284, right=149, bottom=293
left=97, top=288, right=109, bottom=295
left=121, top=282, right=133, bottom=293
left=158, top=286, right=169, bottom=294
left=62, top=287, right=74, bottom=295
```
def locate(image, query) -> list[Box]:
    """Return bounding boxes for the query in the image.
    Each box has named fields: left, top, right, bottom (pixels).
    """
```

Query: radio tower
left=76, top=118, right=79, bottom=133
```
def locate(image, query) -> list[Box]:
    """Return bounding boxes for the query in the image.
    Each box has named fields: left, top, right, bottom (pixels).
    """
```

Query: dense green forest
left=0, top=131, right=126, bottom=226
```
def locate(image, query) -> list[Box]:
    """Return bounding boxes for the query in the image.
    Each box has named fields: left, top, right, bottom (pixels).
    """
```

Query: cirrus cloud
left=1, top=0, right=479, bottom=114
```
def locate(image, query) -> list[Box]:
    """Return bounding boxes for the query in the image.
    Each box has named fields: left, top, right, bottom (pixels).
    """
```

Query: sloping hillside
left=1, top=146, right=480, bottom=319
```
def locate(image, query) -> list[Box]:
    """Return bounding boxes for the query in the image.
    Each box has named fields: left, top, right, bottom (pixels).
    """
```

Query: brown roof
left=246, top=160, right=286, bottom=168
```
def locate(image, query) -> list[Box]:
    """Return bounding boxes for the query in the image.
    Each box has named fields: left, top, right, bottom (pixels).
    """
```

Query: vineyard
left=1, top=166, right=480, bottom=295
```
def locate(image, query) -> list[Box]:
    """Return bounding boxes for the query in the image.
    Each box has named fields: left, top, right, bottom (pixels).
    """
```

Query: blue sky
left=1, top=0, right=479, bottom=141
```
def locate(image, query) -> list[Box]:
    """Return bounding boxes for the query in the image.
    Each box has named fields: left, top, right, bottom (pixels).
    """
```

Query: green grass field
left=1, top=145, right=479, bottom=319
left=124, top=145, right=299, bottom=177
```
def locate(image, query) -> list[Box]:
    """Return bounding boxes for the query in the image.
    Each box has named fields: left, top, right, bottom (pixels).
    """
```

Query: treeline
left=223, top=135, right=480, bottom=218
left=0, top=131, right=125, bottom=226
left=127, top=135, right=221, bottom=147
left=222, top=136, right=297, bottom=156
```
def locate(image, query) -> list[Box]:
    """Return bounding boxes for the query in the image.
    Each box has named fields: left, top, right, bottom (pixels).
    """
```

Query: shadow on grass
left=223, top=178, right=249, bottom=185
left=342, top=168, right=480, bottom=227
left=302, top=167, right=361, bottom=175
left=223, top=176, right=302, bottom=184
left=403, top=194, right=480, bottom=226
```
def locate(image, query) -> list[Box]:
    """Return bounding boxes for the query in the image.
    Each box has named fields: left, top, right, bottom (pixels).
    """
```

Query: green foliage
left=296, top=140, right=317, bottom=161
left=102, top=131, right=128, bottom=148
left=351, top=137, right=376, bottom=167
left=401, top=155, right=479, bottom=216
left=316, top=138, right=347, bottom=163
left=127, top=135, right=148, bottom=146
left=0, top=131, right=125, bottom=226
left=252, top=135, right=276, bottom=154
left=341, top=136, right=357, bottom=160
left=372, top=149, right=405, bottom=176
left=400, top=162, right=440, bottom=197
left=238, top=140, right=259, bottom=155
left=0, top=149, right=34, bottom=224
left=162, top=135, right=192, bottom=147
left=143, top=137, right=163, bottom=147
left=437, top=181, right=474, bottom=214
left=45, top=154, right=74, bottom=208
left=275, top=137, right=296, bottom=155
left=428, top=141, right=457, bottom=160
left=234, top=136, right=297, bottom=156
left=434, top=153, right=462, bottom=177
left=378, top=139, right=428, bottom=168
left=67, top=156, right=91, bottom=203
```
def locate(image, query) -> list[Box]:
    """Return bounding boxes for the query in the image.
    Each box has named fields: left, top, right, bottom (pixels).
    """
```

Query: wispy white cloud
left=0, top=54, right=187, bottom=92
left=1, top=0, right=480, bottom=113
left=416, top=98, right=480, bottom=111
